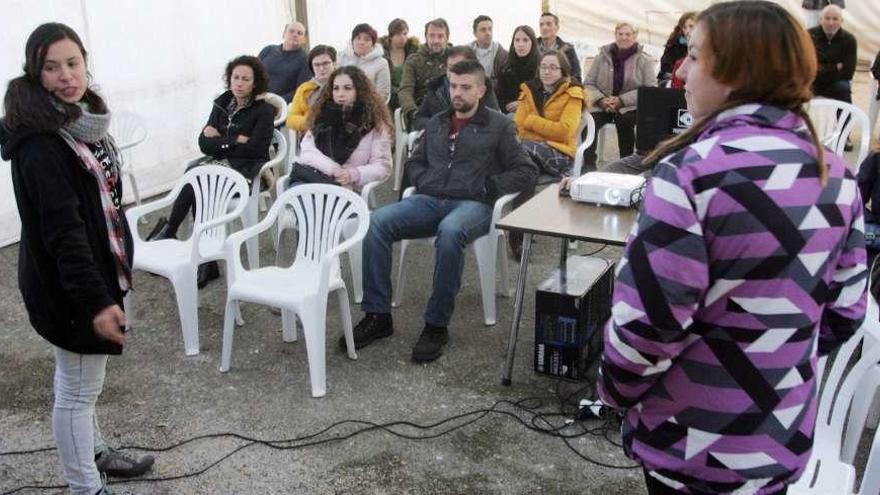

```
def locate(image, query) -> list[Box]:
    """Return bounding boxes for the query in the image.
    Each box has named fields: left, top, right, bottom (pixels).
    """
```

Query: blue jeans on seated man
left=361, top=194, right=493, bottom=327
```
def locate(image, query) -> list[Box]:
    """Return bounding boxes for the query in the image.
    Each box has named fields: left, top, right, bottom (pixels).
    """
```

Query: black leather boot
left=146, top=217, right=176, bottom=241
left=197, top=261, right=220, bottom=289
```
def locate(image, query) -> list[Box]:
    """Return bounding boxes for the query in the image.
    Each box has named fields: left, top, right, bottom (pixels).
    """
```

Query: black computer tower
left=534, top=256, right=615, bottom=380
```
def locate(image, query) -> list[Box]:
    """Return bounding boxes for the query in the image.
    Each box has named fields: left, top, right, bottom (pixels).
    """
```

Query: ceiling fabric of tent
left=549, top=0, right=878, bottom=64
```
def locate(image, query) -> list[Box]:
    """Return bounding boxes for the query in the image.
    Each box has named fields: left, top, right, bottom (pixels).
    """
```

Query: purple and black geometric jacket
left=598, top=104, right=867, bottom=494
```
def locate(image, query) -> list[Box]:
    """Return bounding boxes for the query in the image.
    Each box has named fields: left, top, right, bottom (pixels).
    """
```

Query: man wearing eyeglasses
left=345, top=60, right=537, bottom=364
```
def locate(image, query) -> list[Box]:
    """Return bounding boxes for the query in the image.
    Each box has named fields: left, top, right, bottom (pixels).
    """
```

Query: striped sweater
left=598, top=104, right=867, bottom=494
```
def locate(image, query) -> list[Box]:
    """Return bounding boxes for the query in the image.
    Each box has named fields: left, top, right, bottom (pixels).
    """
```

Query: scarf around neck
left=312, top=101, right=372, bottom=165
left=610, top=43, right=639, bottom=96
left=57, top=103, right=131, bottom=291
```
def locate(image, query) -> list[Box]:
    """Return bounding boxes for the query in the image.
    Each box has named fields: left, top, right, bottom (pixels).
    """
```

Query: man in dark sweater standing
left=808, top=4, right=857, bottom=104
left=345, top=60, right=537, bottom=363
left=258, top=22, right=312, bottom=103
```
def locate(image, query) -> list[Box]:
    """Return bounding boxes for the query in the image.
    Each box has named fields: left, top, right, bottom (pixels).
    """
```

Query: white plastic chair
left=263, top=92, right=288, bottom=127
left=789, top=299, right=880, bottom=495
left=807, top=98, right=870, bottom=171
left=869, top=78, right=878, bottom=139
left=109, top=111, right=148, bottom=208
left=219, top=184, right=370, bottom=398
left=391, top=187, right=518, bottom=326
left=126, top=165, right=249, bottom=356
left=273, top=174, right=383, bottom=304
left=239, top=128, right=287, bottom=269
left=287, top=128, right=302, bottom=171
left=573, top=111, right=597, bottom=177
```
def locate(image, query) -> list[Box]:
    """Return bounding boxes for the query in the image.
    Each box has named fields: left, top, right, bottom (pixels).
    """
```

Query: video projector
left=570, top=172, right=646, bottom=207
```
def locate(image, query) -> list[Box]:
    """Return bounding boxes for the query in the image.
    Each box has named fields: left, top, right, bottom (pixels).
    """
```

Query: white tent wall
left=0, top=0, right=292, bottom=247
left=306, top=0, right=540, bottom=53
left=550, top=0, right=879, bottom=65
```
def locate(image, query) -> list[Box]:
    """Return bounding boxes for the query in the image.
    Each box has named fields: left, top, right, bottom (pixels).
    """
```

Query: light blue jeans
left=53, top=347, right=108, bottom=495
left=362, top=194, right=493, bottom=327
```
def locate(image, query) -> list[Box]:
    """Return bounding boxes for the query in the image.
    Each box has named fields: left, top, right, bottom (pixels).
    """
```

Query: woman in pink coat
left=292, top=65, right=392, bottom=191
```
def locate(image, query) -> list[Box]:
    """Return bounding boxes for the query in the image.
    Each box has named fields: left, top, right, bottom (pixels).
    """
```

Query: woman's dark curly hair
left=306, top=65, right=391, bottom=132
left=224, top=55, right=270, bottom=95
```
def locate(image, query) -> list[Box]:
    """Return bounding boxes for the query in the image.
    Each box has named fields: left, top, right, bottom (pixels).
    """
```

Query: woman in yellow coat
left=286, top=45, right=337, bottom=132
left=514, top=50, right=585, bottom=178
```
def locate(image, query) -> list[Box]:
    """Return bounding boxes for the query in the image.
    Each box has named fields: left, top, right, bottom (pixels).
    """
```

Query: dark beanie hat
left=351, top=23, right=378, bottom=44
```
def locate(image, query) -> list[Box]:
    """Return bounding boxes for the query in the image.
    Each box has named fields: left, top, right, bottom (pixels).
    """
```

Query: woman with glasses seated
left=514, top=50, right=585, bottom=179
left=287, top=45, right=337, bottom=133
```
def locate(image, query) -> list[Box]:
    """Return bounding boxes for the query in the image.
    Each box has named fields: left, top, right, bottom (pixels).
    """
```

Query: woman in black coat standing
left=0, top=23, right=154, bottom=494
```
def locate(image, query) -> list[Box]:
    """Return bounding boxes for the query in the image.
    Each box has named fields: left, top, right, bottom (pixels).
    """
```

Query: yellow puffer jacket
left=286, top=79, right=321, bottom=132
left=514, top=79, right=586, bottom=157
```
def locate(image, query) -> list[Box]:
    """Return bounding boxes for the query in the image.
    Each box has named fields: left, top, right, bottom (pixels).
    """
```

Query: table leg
left=559, top=238, right=569, bottom=285
left=501, top=233, right=533, bottom=386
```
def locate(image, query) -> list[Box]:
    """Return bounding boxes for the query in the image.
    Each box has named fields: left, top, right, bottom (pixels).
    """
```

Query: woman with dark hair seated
left=495, top=25, right=540, bottom=115
left=657, top=11, right=697, bottom=86
left=291, top=65, right=391, bottom=191
left=149, top=55, right=275, bottom=287
left=514, top=50, right=585, bottom=179
left=287, top=45, right=337, bottom=133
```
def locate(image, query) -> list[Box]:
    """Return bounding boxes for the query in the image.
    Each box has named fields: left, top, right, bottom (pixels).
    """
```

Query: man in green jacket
left=399, top=18, right=450, bottom=129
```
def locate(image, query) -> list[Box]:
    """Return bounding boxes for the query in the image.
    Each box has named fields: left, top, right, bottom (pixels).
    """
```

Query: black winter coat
left=198, top=91, right=275, bottom=180
left=413, top=75, right=501, bottom=131
left=808, top=26, right=857, bottom=91
left=1, top=124, right=133, bottom=355
left=406, top=104, right=537, bottom=203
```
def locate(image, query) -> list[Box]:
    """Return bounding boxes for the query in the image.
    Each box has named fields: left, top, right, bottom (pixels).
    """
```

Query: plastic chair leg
left=473, top=236, right=497, bottom=326
left=219, top=298, right=237, bottom=372
left=299, top=305, right=327, bottom=398
left=172, top=271, right=200, bottom=356
left=349, top=241, right=364, bottom=304
left=242, top=203, right=260, bottom=269
left=392, top=240, right=411, bottom=308
left=281, top=309, right=298, bottom=342
left=337, top=288, right=357, bottom=360
left=497, top=233, right=512, bottom=298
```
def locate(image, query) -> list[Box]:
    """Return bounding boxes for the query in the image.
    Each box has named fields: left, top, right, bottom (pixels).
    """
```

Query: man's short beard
left=452, top=100, right=475, bottom=114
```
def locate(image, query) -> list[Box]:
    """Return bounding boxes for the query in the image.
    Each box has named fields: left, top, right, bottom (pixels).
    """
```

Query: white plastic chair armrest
left=191, top=200, right=249, bottom=260
left=360, top=179, right=384, bottom=208
left=223, top=209, right=279, bottom=278
left=491, top=193, right=519, bottom=228
left=401, top=186, right=416, bottom=199
left=125, top=188, right=185, bottom=240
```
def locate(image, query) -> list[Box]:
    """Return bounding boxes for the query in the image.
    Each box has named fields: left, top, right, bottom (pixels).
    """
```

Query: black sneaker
left=95, top=447, right=154, bottom=478
left=338, top=313, right=393, bottom=350
left=411, top=324, right=449, bottom=363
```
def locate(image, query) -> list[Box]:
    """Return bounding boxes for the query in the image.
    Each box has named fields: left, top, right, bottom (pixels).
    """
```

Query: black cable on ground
left=0, top=388, right=638, bottom=494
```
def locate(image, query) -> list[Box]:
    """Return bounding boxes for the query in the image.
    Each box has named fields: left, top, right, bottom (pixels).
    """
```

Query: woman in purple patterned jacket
left=597, top=2, right=867, bottom=494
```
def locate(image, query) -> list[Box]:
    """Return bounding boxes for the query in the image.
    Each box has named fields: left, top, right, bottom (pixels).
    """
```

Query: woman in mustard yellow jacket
left=514, top=50, right=585, bottom=178
left=286, top=45, right=337, bottom=132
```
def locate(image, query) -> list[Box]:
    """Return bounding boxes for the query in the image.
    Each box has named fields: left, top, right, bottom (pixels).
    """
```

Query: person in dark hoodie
left=412, top=45, right=500, bottom=131
left=538, top=12, right=581, bottom=82
left=0, top=22, right=154, bottom=495
left=147, top=55, right=275, bottom=287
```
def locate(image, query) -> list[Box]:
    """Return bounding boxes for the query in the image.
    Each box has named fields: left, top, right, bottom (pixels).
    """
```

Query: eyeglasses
left=539, top=65, right=561, bottom=72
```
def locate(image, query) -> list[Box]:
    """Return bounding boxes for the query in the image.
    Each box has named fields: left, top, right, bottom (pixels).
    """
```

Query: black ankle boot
left=197, top=261, right=220, bottom=289
left=146, top=217, right=176, bottom=241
